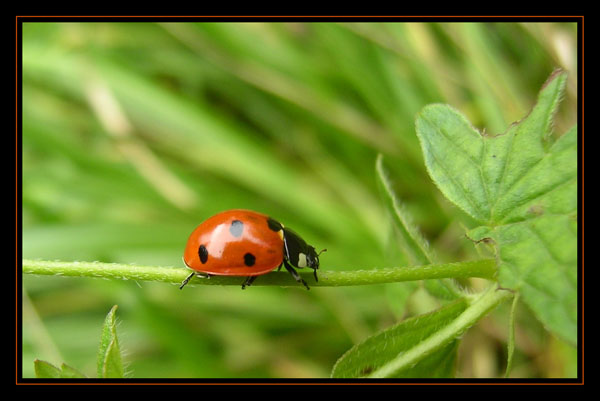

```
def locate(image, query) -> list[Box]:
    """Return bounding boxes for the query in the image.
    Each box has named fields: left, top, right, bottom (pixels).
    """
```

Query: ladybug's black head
left=281, top=226, right=326, bottom=283
left=306, top=247, right=320, bottom=269
left=306, top=248, right=326, bottom=281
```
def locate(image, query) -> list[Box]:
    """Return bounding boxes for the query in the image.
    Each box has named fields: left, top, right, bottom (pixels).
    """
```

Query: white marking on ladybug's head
left=297, top=252, right=307, bottom=268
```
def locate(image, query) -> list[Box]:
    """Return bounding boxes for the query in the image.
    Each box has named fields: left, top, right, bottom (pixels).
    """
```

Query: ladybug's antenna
left=313, top=249, right=326, bottom=283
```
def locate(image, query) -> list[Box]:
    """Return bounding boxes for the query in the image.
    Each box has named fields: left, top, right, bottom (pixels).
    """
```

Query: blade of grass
left=84, top=78, right=198, bottom=211
left=22, top=46, right=370, bottom=245
left=160, top=22, right=402, bottom=156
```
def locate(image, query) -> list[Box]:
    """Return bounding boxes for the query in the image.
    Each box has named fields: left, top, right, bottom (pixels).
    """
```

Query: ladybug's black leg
left=313, top=268, right=318, bottom=283
left=179, top=272, right=196, bottom=290
left=179, top=272, right=211, bottom=290
left=242, top=276, right=258, bottom=290
left=283, top=260, right=310, bottom=290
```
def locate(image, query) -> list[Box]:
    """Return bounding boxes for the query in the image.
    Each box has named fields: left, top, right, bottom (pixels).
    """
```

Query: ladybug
left=180, top=209, right=325, bottom=290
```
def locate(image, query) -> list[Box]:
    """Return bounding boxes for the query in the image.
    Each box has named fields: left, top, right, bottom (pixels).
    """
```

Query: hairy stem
left=23, top=259, right=496, bottom=288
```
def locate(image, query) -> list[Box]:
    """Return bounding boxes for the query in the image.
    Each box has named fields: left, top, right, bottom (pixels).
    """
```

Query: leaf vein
left=421, top=118, right=489, bottom=220
left=492, top=118, right=574, bottom=221
left=527, top=222, right=576, bottom=287
left=499, top=176, right=576, bottom=223
left=505, top=223, right=575, bottom=295
left=491, top=130, right=516, bottom=219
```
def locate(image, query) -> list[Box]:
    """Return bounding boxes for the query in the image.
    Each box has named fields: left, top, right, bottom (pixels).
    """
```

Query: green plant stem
left=368, top=285, right=513, bottom=378
left=23, top=259, right=496, bottom=287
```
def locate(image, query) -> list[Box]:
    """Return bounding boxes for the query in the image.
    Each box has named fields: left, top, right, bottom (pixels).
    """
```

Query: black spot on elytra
left=230, top=220, right=244, bottom=238
left=198, top=245, right=208, bottom=264
left=267, top=217, right=283, bottom=232
left=244, top=253, right=256, bottom=267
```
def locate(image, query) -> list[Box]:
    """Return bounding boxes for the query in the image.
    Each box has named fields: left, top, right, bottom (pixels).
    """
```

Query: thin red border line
left=15, top=15, right=584, bottom=18
left=15, top=16, right=583, bottom=386
left=16, top=15, right=583, bottom=385
left=580, top=15, right=584, bottom=385
left=15, top=14, right=19, bottom=387
left=15, top=16, right=584, bottom=386
left=18, top=381, right=583, bottom=385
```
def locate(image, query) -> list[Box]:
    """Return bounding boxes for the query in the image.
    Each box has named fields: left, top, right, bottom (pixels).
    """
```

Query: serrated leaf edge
left=415, top=104, right=492, bottom=223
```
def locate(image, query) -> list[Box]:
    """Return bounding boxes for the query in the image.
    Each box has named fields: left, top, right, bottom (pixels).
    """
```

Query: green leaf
left=376, top=154, right=435, bottom=265
left=505, top=292, right=520, bottom=377
left=34, top=359, right=87, bottom=378
left=97, top=305, right=125, bottom=378
left=376, top=154, right=463, bottom=300
left=415, top=104, right=491, bottom=223
left=332, top=286, right=511, bottom=378
left=416, top=70, right=577, bottom=345
left=331, top=287, right=511, bottom=378
left=331, top=298, right=468, bottom=378
left=57, top=363, right=88, bottom=378
left=34, top=359, right=61, bottom=378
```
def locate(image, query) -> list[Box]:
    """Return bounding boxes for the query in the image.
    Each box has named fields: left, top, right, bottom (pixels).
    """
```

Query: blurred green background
left=22, top=21, right=578, bottom=378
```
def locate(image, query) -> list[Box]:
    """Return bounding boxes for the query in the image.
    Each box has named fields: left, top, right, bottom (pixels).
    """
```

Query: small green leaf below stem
left=34, top=359, right=87, bottom=378
left=97, top=305, right=124, bottom=378
left=415, top=69, right=577, bottom=345
left=331, top=286, right=512, bottom=378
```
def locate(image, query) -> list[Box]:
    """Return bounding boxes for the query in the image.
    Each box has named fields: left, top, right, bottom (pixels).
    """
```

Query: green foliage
left=377, top=154, right=464, bottom=300
left=376, top=154, right=435, bottom=265
left=329, top=68, right=577, bottom=379
left=416, top=70, right=577, bottom=346
left=332, top=298, right=468, bottom=378
left=332, top=287, right=513, bottom=378
left=34, top=306, right=124, bottom=379
left=34, top=360, right=87, bottom=378
left=97, top=305, right=124, bottom=378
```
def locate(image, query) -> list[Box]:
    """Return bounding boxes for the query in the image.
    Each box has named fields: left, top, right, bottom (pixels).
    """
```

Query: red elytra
left=183, top=209, right=284, bottom=276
